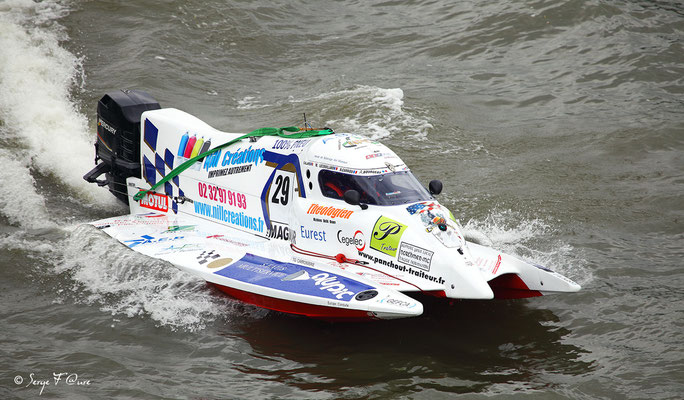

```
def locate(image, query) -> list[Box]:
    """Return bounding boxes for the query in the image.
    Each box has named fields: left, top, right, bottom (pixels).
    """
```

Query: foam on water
left=236, top=95, right=270, bottom=110
left=463, top=209, right=591, bottom=285
left=64, top=225, right=272, bottom=330
left=296, top=85, right=433, bottom=140
left=233, top=86, right=432, bottom=139
left=0, top=0, right=117, bottom=229
left=1, top=220, right=266, bottom=330
left=3, top=224, right=265, bottom=330
left=0, top=149, right=56, bottom=229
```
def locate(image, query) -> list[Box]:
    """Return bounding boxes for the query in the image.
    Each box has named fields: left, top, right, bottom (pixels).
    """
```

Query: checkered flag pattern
left=197, top=250, right=221, bottom=265
left=141, top=119, right=186, bottom=214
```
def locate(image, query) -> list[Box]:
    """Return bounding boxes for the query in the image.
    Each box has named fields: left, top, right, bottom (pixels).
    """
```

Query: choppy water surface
left=1, top=0, right=682, bottom=398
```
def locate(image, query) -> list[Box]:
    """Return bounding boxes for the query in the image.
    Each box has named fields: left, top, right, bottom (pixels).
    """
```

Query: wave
left=463, top=209, right=591, bottom=285
left=0, top=224, right=269, bottom=330
left=0, top=0, right=117, bottom=229
left=312, top=85, right=433, bottom=140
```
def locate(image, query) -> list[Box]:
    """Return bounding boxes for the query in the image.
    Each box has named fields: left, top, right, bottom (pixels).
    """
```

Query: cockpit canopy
left=318, top=169, right=432, bottom=206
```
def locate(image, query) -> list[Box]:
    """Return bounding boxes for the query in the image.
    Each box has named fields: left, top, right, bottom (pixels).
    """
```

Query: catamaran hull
left=83, top=89, right=580, bottom=321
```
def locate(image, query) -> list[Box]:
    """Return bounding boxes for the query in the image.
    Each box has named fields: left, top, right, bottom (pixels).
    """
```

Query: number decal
left=197, top=182, right=246, bottom=209
left=280, top=176, right=290, bottom=205
left=271, top=175, right=290, bottom=205
left=271, top=176, right=282, bottom=204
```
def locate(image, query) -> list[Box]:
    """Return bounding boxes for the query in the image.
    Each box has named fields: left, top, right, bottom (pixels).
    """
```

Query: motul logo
left=139, top=192, right=169, bottom=212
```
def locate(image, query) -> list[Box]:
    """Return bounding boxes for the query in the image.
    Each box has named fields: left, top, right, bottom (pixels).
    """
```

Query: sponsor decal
left=337, top=230, right=366, bottom=251
left=165, top=225, right=195, bottom=233
left=206, top=235, right=250, bottom=247
left=267, top=221, right=290, bottom=241
left=208, top=164, right=252, bottom=178
left=259, top=151, right=306, bottom=228
left=194, top=250, right=234, bottom=269
left=313, top=217, right=336, bottom=225
left=156, top=243, right=203, bottom=255
left=214, top=253, right=373, bottom=301
left=492, top=254, right=502, bottom=274
left=124, top=235, right=184, bottom=248
left=313, top=162, right=396, bottom=175
left=312, top=154, right=349, bottom=165
left=306, top=204, right=354, bottom=219
left=474, top=256, right=496, bottom=270
left=281, top=271, right=356, bottom=299
left=202, top=145, right=265, bottom=172
left=207, top=258, right=234, bottom=269
left=272, top=139, right=311, bottom=150
left=357, top=250, right=445, bottom=284
left=137, top=213, right=166, bottom=218
left=194, top=201, right=265, bottom=233
left=545, top=267, right=579, bottom=286
left=292, top=257, right=315, bottom=267
left=407, top=202, right=461, bottom=232
left=534, top=263, right=552, bottom=272
left=327, top=300, right=350, bottom=308
left=365, top=152, right=383, bottom=160
left=379, top=296, right=417, bottom=308
left=98, top=118, right=116, bottom=134
left=309, top=272, right=356, bottom=299
left=370, top=216, right=407, bottom=257
left=197, top=182, right=247, bottom=209
left=386, top=298, right=414, bottom=308
left=175, top=133, right=209, bottom=167
left=341, top=136, right=379, bottom=148
left=300, top=226, right=327, bottom=241
left=406, top=201, right=439, bottom=215
left=100, top=217, right=168, bottom=227
left=139, top=192, right=169, bottom=212
left=196, top=250, right=221, bottom=265
left=397, top=242, right=434, bottom=272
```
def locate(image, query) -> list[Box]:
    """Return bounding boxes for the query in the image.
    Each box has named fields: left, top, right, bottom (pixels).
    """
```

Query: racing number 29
left=271, top=175, right=290, bottom=205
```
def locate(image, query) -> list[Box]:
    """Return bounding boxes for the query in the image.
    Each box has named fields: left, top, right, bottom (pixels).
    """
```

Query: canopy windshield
left=318, top=169, right=432, bottom=206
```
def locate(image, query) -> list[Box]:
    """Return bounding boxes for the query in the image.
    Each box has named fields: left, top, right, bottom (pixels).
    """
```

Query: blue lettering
left=203, top=150, right=221, bottom=171
left=204, top=147, right=266, bottom=171
left=300, top=227, right=327, bottom=242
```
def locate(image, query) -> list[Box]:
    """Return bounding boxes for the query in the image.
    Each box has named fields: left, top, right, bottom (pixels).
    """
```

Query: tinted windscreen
left=318, top=169, right=432, bottom=205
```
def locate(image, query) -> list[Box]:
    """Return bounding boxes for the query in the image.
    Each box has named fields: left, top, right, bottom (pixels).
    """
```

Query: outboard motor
left=83, top=89, right=160, bottom=203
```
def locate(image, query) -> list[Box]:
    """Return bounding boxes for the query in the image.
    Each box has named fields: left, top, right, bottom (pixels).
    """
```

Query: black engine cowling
left=84, top=89, right=160, bottom=203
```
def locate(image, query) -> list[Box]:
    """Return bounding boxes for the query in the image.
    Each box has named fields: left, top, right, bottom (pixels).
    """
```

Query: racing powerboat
left=84, top=89, right=580, bottom=321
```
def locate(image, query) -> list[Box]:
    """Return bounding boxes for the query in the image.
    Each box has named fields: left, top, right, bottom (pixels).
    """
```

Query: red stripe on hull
left=488, top=274, right=542, bottom=299
left=210, top=283, right=378, bottom=321
left=422, top=290, right=447, bottom=298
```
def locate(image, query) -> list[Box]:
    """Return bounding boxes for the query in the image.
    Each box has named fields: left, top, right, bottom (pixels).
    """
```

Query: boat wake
left=463, top=209, right=591, bottom=286
left=0, top=0, right=117, bottom=223
left=236, top=85, right=433, bottom=140
left=0, top=1, right=588, bottom=329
